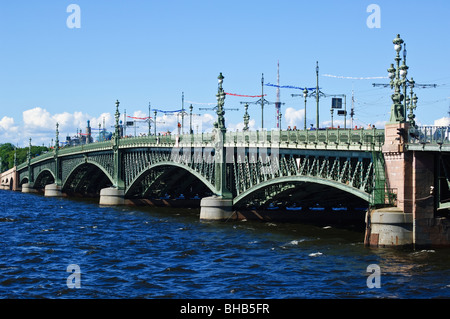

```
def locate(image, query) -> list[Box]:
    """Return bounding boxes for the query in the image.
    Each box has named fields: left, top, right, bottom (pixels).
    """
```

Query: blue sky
left=0, top=0, right=449, bottom=146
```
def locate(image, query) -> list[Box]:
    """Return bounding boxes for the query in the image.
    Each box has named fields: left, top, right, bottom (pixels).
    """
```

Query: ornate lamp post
left=303, top=87, right=308, bottom=130
left=55, top=123, right=59, bottom=151
left=243, top=103, right=250, bottom=131
left=216, top=73, right=226, bottom=132
left=213, top=72, right=231, bottom=199
left=388, top=34, right=407, bottom=123
left=114, top=100, right=121, bottom=142
left=189, top=104, right=193, bottom=134
left=407, top=77, right=418, bottom=127
left=315, top=61, right=320, bottom=129
left=154, top=110, right=157, bottom=136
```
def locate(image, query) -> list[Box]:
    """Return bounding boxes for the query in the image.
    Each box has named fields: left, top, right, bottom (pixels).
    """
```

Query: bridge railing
left=408, top=126, right=450, bottom=146
left=17, top=128, right=385, bottom=171
left=119, top=133, right=215, bottom=147
left=225, top=128, right=384, bottom=150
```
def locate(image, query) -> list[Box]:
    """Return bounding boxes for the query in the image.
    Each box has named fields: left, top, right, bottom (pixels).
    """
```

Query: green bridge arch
left=232, top=175, right=371, bottom=206
left=62, top=160, right=115, bottom=192
left=124, top=161, right=216, bottom=197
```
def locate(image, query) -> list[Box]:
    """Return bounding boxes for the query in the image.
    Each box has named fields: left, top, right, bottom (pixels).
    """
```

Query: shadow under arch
left=33, top=169, right=56, bottom=189
left=62, top=162, right=114, bottom=196
left=233, top=175, right=370, bottom=207
left=125, top=161, right=216, bottom=199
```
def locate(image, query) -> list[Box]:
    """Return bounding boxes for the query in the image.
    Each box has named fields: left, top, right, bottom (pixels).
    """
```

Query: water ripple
left=1, top=190, right=450, bottom=298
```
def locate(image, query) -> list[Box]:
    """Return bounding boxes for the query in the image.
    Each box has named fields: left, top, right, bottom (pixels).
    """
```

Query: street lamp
left=216, top=73, right=226, bottom=132
left=315, top=61, right=320, bottom=129
left=154, top=110, right=157, bottom=136
left=303, top=87, right=308, bottom=130
left=388, top=34, right=407, bottom=123
left=407, top=77, right=418, bottom=127
left=189, top=104, right=193, bottom=134
left=243, top=103, right=250, bottom=131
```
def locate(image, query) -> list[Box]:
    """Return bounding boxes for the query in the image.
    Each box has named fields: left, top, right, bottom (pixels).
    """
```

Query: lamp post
left=216, top=73, right=226, bottom=132
left=154, top=110, right=157, bottom=136
left=407, top=77, right=418, bottom=127
left=315, top=61, right=320, bottom=129
left=240, top=73, right=283, bottom=130
left=181, top=92, right=184, bottom=134
left=243, top=103, right=250, bottom=131
left=55, top=123, right=59, bottom=150
left=148, top=102, right=151, bottom=136
left=189, top=104, right=193, bottom=134
left=388, top=34, right=407, bottom=123
left=303, top=87, right=308, bottom=130
left=114, top=100, right=121, bottom=142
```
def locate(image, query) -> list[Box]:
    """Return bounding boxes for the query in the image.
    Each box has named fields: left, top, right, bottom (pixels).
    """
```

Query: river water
left=1, top=189, right=450, bottom=300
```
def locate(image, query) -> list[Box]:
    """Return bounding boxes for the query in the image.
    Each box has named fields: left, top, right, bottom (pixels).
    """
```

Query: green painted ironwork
left=16, top=127, right=387, bottom=204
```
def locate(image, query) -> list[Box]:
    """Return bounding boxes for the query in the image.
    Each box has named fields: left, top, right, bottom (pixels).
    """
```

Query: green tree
left=0, top=143, right=49, bottom=172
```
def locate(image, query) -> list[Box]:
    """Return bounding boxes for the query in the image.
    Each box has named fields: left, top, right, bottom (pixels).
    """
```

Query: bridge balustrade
left=16, top=128, right=385, bottom=172
left=409, top=126, right=450, bottom=145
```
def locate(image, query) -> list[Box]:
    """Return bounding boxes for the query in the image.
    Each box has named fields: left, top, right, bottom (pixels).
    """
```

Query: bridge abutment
left=200, top=196, right=234, bottom=221
left=99, top=187, right=125, bottom=206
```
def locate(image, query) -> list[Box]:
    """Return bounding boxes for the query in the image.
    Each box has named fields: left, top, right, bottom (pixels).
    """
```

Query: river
left=1, top=189, right=449, bottom=300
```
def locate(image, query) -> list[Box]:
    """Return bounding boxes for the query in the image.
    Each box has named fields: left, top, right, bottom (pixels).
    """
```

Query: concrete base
left=200, top=196, right=234, bottom=221
left=365, top=207, right=413, bottom=247
left=44, top=183, right=63, bottom=197
left=21, top=183, right=37, bottom=193
left=99, top=187, right=125, bottom=206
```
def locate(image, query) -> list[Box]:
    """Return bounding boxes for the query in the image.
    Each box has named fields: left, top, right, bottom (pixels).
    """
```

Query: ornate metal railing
left=408, top=126, right=450, bottom=145
left=17, top=128, right=385, bottom=172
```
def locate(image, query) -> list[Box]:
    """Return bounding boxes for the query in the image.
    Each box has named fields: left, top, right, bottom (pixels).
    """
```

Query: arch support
left=99, top=187, right=124, bottom=205
left=45, top=183, right=63, bottom=197
left=200, top=196, right=234, bottom=221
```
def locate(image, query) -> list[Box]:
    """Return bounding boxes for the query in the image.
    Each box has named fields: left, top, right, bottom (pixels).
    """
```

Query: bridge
left=1, top=34, right=450, bottom=248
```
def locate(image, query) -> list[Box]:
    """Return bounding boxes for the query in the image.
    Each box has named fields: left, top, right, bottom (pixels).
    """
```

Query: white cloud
left=284, top=107, right=305, bottom=129
left=0, top=116, right=15, bottom=131
left=90, top=112, right=113, bottom=131
left=22, top=107, right=53, bottom=130
left=228, top=119, right=256, bottom=132
left=434, top=117, right=450, bottom=127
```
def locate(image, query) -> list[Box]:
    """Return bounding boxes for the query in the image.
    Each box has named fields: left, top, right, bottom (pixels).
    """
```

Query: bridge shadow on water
left=61, top=192, right=368, bottom=235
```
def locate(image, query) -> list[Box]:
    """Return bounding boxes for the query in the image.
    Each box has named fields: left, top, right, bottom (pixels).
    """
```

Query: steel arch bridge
left=16, top=128, right=387, bottom=209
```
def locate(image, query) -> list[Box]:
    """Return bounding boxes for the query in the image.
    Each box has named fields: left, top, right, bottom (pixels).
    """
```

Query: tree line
left=0, top=143, right=49, bottom=172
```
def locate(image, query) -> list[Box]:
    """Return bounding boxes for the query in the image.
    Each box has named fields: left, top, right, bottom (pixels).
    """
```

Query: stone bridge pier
left=365, top=122, right=450, bottom=247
